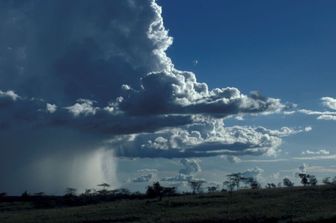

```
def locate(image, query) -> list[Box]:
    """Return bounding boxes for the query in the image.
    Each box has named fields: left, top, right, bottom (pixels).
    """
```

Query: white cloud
left=318, top=115, right=336, bottom=121
left=301, top=149, right=330, bottom=156
left=225, top=155, right=242, bottom=163
left=46, top=103, right=57, bottom=114
left=0, top=90, right=19, bottom=101
left=132, top=173, right=155, bottom=183
left=161, top=159, right=202, bottom=183
left=304, top=126, right=312, bottom=132
left=298, top=97, right=336, bottom=121
left=66, top=99, right=98, bottom=117
left=298, top=163, right=308, bottom=173
left=293, top=155, right=336, bottom=161
left=111, top=118, right=309, bottom=158
left=241, top=167, right=264, bottom=179
left=321, top=97, right=336, bottom=110
left=179, top=158, right=201, bottom=175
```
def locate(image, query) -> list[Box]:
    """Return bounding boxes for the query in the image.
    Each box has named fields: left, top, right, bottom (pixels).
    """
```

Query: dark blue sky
left=159, top=0, right=336, bottom=107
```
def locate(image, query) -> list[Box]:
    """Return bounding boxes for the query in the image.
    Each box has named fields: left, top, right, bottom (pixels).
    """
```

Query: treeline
left=0, top=183, right=178, bottom=208
left=1, top=173, right=336, bottom=209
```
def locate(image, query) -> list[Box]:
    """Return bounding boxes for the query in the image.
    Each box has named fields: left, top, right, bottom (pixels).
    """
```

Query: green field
left=2, top=186, right=336, bottom=223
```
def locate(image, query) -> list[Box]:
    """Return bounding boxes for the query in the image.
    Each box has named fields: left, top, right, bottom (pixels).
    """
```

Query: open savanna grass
left=2, top=186, right=336, bottom=223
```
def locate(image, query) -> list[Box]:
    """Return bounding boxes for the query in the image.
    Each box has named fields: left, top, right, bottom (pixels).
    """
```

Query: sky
left=1, top=0, right=336, bottom=194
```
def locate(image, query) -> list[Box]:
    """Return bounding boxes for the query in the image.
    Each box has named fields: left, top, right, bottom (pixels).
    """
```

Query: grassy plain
left=1, top=186, right=336, bottom=223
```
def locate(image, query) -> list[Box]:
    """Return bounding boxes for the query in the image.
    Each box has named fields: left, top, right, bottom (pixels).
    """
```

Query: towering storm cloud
left=0, top=0, right=307, bottom=193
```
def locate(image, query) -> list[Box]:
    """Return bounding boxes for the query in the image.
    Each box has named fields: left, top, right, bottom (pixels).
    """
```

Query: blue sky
left=160, top=0, right=336, bottom=106
left=1, top=0, right=336, bottom=194
left=135, top=0, right=336, bottom=188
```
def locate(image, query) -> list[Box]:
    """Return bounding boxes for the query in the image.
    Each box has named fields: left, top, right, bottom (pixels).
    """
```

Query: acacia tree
left=188, top=180, right=205, bottom=194
left=266, top=183, right=276, bottom=189
left=146, top=182, right=163, bottom=198
left=226, top=173, right=242, bottom=190
left=207, top=186, right=218, bottom=193
left=241, top=177, right=260, bottom=190
left=298, top=174, right=309, bottom=186
left=297, top=174, right=318, bottom=186
left=65, top=187, right=77, bottom=196
left=323, top=176, right=336, bottom=185
left=97, top=183, right=110, bottom=195
left=309, top=175, right=318, bottom=186
left=322, top=177, right=331, bottom=185
left=97, top=183, right=110, bottom=190
left=283, top=178, right=294, bottom=187
left=223, top=180, right=236, bottom=192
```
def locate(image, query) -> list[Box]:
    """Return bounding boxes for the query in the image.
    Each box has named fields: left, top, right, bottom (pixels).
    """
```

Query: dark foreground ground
left=1, top=186, right=336, bottom=223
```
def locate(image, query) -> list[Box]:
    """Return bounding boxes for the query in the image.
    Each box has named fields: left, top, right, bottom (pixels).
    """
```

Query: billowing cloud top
left=0, top=0, right=293, bottom=159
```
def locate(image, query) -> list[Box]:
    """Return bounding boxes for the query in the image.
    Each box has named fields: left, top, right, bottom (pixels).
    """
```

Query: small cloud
left=304, top=126, right=312, bottom=132
left=299, top=108, right=336, bottom=121
left=131, top=169, right=158, bottom=183
left=321, top=97, right=336, bottom=110
left=298, top=163, right=308, bottom=173
left=179, top=158, right=201, bottom=175
left=131, top=173, right=155, bottom=183
left=302, top=149, right=330, bottom=156
left=241, top=167, right=264, bottom=179
left=271, top=172, right=280, bottom=180
left=46, top=103, right=57, bottom=114
left=161, top=159, right=202, bottom=183
left=0, top=90, right=19, bottom=101
left=235, top=115, right=244, bottom=121
left=225, top=155, right=241, bottom=163
left=66, top=99, right=98, bottom=117
left=318, top=115, right=336, bottom=121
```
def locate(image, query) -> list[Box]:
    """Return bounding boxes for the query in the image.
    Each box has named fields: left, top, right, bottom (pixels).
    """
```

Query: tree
left=21, top=190, right=30, bottom=198
left=65, top=187, right=77, bottom=196
left=223, top=180, right=236, bottom=192
left=242, top=177, right=260, bottom=190
left=188, top=180, right=205, bottom=194
left=309, top=175, right=318, bottom=186
left=146, top=182, right=164, bottom=199
left=298, top=173, right=309, bottom=186
left=297, top=173, right=317, bottom=186
left=97, top=183, right=110, bottom=190
left=322, top=177, right=331, bottom=185
left=207, top=186, right=218, bottom=193
left=34, top=192, right=45, bottom=197
left=283, top=178, right=294, bottom=187
left=227, top=173, right=242, bottom=190
left=266, top=183, right=276, bottom=189
left=83, top=189, right=93, bottom=196
left=97, top=183, right=110, bottom=195
left=0, top=192, right=6, bottom=201
left=162, top=187, right=176, bottom=196
left=323, top=176, right=336, bottom=185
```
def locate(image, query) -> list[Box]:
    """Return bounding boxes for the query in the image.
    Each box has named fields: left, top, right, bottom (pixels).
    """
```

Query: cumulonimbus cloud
left=0, top=0, right=308, bottom=193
